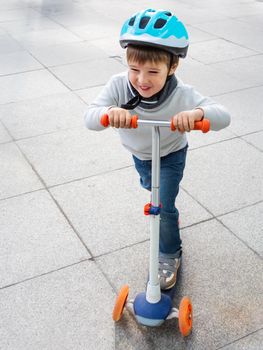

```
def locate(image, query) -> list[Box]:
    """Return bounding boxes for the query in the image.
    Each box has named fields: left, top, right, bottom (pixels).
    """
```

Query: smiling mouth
left=139, top=86, right=151, bottom=91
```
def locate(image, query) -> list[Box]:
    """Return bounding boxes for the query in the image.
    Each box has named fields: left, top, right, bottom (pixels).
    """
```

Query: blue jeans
left=132, top=145, right=188, bottom=257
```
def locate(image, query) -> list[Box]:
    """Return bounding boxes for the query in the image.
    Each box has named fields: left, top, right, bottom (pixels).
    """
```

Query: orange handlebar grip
left=100, top=114, right=138, bottom=128
left=131, top=115, right=138, bottom=128
left=170, top=118, right=210, bottom=133
left=194, top=119, right=210, bottom=133
left=170, top=119, right=176, bottom=131
left=100, top=114, right=109, bottom=127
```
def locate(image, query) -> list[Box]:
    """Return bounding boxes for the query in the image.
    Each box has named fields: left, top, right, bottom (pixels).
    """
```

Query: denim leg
left=132, top=145, right=188, bottom=256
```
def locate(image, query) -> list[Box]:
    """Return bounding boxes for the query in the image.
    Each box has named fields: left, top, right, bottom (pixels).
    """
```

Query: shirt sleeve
left=84, top=75, right=120, bottom=131
left=185, top=86, right=231, bottom=131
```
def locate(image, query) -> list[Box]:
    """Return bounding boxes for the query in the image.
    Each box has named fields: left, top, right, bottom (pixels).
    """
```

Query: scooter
left=101, top=114, right=210, bottom=336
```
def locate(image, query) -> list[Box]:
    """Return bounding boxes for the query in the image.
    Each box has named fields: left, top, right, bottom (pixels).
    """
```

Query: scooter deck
left=162, top=284, right=177, bottom=300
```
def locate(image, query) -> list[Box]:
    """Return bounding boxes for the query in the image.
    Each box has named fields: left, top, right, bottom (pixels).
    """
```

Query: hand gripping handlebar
left=100, top=114, right=210, bottom=133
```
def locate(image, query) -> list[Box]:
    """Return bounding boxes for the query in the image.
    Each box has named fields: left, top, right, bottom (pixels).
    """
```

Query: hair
left=126, top=45, right=179, bottom=69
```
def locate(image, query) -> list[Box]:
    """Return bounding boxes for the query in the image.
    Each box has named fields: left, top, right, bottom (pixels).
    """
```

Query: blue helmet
left=120, top=9, right=189, bottom=58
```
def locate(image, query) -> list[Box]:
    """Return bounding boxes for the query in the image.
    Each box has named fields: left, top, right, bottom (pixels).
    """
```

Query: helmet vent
left=154, top=18, right=167, bottom=29
left=164, top=11, right=172, bottom=16
left=128, top=16, right=136, bottom=26
left=139, top=16, right=151, bottom=29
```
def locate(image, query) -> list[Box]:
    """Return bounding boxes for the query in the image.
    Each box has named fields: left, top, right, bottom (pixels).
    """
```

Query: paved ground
left=0, top=0, right=262, bottom=349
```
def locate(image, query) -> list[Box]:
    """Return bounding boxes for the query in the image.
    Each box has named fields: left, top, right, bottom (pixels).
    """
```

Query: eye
left=149, top=71, right=158, bottom=74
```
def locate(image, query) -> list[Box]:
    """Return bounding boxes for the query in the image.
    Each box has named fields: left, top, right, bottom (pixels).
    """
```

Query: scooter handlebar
left=170, top=118, right=210, bottom=133
left=100, top=114, right=138, bottom=128
left=100, top=114, right=210, bottom=133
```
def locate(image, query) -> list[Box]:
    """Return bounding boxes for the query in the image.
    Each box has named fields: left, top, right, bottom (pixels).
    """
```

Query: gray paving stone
left=51, top=167, right=213, bottom=256
left=50, top=167, right=149, bottom=257
left=0, top=69, right=68, bottom=104
left=0, top=16, right=64, bottom=35
left=82, top=1, right=143, bottom=24
left=187, top=25, right=216, bottom=43
left=74, top=86, right=104, bottom=104
left=0, top=92, right=87, bottom=139
left=29, top=0, right=73, bottom=11
left=215, top=86, right=263, bottom=136
left=0, top=51, right=43, bottom=76
left=189, top=39, right=256, bottom=64
left=236, top=13, right=263, bottom=29
left=177, top=188, right=212, bottom=227
left=0, top=142, right=43, bottom=199
left=68, top=21, right=120, bottom=41
left=28, top=41, right=107, bottom=67
left=219, top=202, right=263, bottom=257
left=0, top=34, right=23, bottom=54
left=242, top=131, right=263, bottom=152
left=0, top=261, right=114, bottom=350
left=194, top=19, right=263, bottom=53
left=0, top=7, right=41, bottom=22
left=10, top=27, right=81, bottom=49
left=211, top=55, right=263, bottom=86
left=17, top=128, right=132, bottom=186
left=42, top=6, right=108, bottom=27
left=97, top=219, right=263, bottom=350
left=221, top=2, right=263, bottom=18
left=0, top=190, right=89, bottom=287
left=219, top=329, right=263, bottom=350
left=182, top=138, right=263, bottom=216
left=0, top=122, right=11, bottom=143
left=89, top=37, right=126, bottom=56
left=50, top=58, right=124, bottom=90
left=187, top=128, right=236, bottom=150
left=177, top=58, right=253, bottom=96
left=0, top=0, right=26, bottom=10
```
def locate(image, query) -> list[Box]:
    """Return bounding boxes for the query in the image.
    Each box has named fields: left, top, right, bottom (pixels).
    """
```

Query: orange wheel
left=178, top=296, right=193, bottom=336
left=112, top=285, right=129, bottom=321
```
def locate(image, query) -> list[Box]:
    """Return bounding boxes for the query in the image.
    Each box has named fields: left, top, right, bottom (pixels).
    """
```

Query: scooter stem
left=146, top=126, right=161, bottom=303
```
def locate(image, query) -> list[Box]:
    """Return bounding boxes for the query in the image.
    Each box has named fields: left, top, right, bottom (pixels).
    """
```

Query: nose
left=137, top=72, right=148, bottom=85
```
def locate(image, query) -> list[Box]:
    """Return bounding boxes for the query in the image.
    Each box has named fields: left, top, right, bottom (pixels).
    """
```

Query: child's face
left=128, top=60, right=177, bottom=98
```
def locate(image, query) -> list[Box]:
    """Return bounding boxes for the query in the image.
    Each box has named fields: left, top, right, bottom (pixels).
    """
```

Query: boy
left=85, top=9, right=231, bottom=290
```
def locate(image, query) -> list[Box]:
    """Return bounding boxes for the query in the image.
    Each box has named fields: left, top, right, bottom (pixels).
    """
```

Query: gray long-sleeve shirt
left=84, top=72, right=231, bottom=160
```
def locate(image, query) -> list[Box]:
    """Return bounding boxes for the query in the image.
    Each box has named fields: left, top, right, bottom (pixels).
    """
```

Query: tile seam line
left=2, top=125, right=263, bottom=146
left=27, top=51, right=111, bottom=70
left=216, top=327, right=263, bottom=349
left=181, top=187, right=263, bottom=259
left=13, top=140, right=94, bottom=258
left=94, top=198, right=263, bottom=250
left=0, top=258, right=92, bottom=291
left=211, top=83, right=263, bottom=97
left=47, top=165, right=134, bottom=189
left=21, top=47, right=74, bottom=91
left=0, top=118, right=15, bottom=141
left=0, top=165, right=134, bottom=203
left=7, top=125, right=84, bottom=143
left=191, top=52, right=262, bottom=66
left=1, top=134, right=261, bottom=202
left=27, top=4, right=93, bottom=42
left=0, top=90, right=81, bottom=106
left=216, top=216, right=263, bottom=260
left=92, top=217, right=216, bottom=259
left=217, top=199, right=263, bottom=217
left=0, top=67, right=45, bottom=78
left=47, top=188, right=94, bottom=257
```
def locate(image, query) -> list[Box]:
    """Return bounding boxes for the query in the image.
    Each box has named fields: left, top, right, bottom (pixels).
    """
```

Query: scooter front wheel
left=112, top=285, right=129, bottom=321
left=178, top=296, right=193, bottom=336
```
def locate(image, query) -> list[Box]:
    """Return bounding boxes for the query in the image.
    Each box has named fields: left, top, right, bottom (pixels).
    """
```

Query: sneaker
left=158, top=255, right=181, bottom=290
